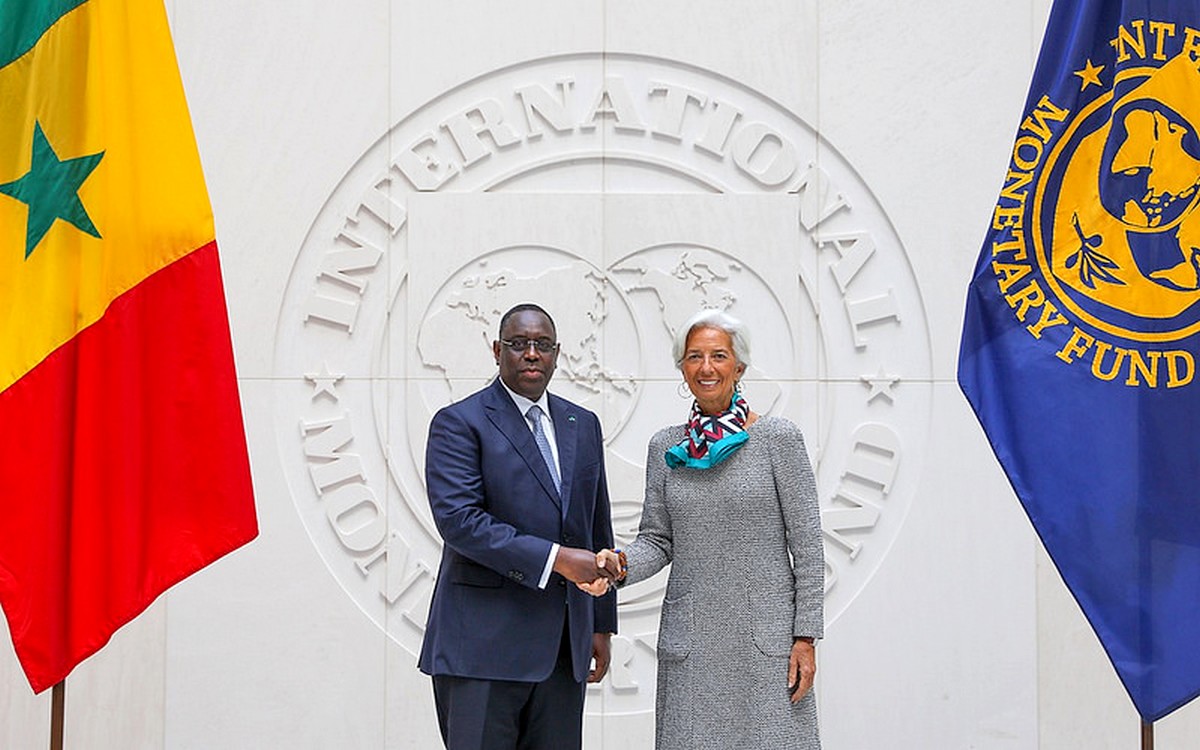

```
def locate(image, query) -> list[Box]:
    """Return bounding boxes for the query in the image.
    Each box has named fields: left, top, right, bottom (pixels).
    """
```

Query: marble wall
left=5, top=1, right=1200, bottom=748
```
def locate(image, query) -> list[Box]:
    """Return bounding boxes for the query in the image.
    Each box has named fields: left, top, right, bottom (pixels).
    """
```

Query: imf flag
left=959, top=1, right=1200, bottom=721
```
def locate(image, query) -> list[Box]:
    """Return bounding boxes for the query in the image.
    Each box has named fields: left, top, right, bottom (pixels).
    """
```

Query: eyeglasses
left=499, top=337, right=558, bottom=354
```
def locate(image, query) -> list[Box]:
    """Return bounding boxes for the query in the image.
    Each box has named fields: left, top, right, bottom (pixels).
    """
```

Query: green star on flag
left=1, top=121, right=104, bottom=258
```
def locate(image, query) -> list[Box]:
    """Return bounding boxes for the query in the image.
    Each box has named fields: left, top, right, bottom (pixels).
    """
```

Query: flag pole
left=1140, top=719, right=1153, bottom=750
left=49, top=680, right=65, bottom=750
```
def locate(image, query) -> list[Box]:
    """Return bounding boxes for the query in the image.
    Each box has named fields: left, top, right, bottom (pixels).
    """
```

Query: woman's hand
left=787, top=637, right=816, bottom=703
left=596, top=548, right=626, bottom=580
left=575, top=577, right=610, bottom=596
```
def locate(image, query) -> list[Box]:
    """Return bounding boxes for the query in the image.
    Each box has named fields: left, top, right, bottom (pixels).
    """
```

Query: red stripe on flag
left=0, top=241, right=257, bottom=692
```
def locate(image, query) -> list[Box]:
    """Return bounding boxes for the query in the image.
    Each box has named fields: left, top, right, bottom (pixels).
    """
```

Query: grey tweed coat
left=623, top=416, right=824, bottom=750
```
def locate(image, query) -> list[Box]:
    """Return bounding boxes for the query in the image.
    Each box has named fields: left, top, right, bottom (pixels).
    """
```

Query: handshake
left=578, top=548, right=627, bottom=596
left=554, top=547, right=627, bottom=596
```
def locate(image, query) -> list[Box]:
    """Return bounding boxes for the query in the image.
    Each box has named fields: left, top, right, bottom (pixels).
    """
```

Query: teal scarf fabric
left=664, top=393, right=750, bottom=469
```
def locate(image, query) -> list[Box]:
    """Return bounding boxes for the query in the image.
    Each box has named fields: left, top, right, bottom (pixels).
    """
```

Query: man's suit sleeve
left=425, top=406, right=556, bottom=588
left=590, top=415, right=619, bottom=634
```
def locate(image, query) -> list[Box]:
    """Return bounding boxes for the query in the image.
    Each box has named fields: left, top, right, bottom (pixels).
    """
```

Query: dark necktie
left=526, top=405, right=560, bottom=492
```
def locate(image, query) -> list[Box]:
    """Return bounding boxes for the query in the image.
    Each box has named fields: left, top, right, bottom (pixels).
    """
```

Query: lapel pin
left=568, top=415, right=576, bottom=422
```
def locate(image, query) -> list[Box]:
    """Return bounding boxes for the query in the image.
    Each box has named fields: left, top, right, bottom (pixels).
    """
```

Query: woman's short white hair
left=671, top=308, right=752, bottom=369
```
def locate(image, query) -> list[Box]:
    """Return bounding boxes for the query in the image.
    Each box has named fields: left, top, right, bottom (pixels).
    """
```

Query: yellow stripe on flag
left=0, top=0, right=214, bottom=393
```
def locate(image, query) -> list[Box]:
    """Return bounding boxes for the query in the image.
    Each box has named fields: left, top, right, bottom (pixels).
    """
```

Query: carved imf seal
left=273, top=53, right=932, bottom=717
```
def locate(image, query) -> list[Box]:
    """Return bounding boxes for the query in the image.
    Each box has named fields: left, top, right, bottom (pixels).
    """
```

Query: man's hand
left=588, top=633, right=612, bottom=683
left=787, top=637, right=816, bottom=703
left=553, top=546, right=616, bottom=584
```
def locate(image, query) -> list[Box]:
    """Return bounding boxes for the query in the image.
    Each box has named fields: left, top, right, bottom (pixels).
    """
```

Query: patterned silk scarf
left=664, top=392, right=751, bottom=469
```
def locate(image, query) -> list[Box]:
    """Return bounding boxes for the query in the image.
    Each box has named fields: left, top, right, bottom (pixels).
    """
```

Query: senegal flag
left=0, top=0, right=257, bottom=692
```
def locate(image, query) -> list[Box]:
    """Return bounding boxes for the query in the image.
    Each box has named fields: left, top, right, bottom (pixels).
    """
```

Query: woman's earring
left=677, top=381, right=691, bottom=398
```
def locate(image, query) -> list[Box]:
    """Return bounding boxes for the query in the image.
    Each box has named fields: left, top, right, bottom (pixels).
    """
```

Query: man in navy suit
left=419, top=303, right=618, bottom=750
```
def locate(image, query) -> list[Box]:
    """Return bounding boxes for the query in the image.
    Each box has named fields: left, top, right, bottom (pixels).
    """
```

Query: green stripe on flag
left=0, top=0, right=89, bottom=68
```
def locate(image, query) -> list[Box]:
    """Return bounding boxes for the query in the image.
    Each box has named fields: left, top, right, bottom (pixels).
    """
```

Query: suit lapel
left=548, top=396, right=576, bottom=519
left=483, top=379, right=562, bottom=509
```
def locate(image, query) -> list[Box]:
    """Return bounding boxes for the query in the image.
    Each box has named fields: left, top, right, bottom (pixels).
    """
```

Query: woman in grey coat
left=585, top=308, right=824, bottom=750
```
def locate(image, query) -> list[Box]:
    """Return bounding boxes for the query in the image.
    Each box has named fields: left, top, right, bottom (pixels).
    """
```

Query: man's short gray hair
left=671, top=308, right=752, bottom=369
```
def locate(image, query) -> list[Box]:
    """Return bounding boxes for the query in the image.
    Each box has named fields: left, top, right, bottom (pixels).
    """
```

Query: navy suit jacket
left=418, top=377, right=617, bottom=683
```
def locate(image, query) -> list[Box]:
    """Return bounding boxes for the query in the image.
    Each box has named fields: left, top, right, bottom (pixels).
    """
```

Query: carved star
left=1074, top=59, right=1104, bottom=91
left=861, top=367, right=899, bottom=404
left=304, top=362, right=345, bottom=401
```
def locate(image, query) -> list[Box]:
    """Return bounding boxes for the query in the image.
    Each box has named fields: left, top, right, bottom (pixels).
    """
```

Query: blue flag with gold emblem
left=959, top=0, right=1200, bottom=721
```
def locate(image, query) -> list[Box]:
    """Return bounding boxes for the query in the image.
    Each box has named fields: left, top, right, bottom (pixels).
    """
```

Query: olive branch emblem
left=1065, top=212, right=1124, bottom=288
